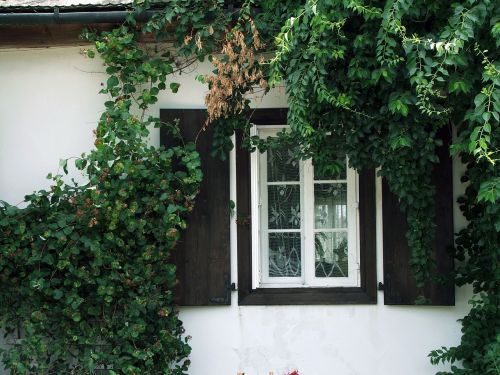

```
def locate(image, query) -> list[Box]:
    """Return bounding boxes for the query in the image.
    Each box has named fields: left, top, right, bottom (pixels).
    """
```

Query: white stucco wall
left=0, top=46, right=471, bottom=375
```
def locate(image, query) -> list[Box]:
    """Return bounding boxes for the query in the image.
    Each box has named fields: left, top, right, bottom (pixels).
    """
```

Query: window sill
left=238, top=286, right=377, bottom=305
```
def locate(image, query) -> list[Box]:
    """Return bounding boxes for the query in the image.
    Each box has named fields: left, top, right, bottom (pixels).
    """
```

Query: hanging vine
left=0, top=0, right=498, bottom=374
left=0, top=1, right=230, bottom=373
left=204, top=1, right=499, bottom=374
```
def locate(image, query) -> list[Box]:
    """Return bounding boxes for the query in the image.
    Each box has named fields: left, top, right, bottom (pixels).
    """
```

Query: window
left=160, top=108, right=454, bottom=307
left=252, top=127, right=360, bottom=288
left=236, top=109, right=377, bottom=305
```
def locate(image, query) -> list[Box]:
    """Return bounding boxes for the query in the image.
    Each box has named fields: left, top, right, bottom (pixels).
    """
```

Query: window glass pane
left=313, top=157, right=347, bottom=180
left=269, top=232, right=301, bottom=277
left=268, top=185, right=301, bottom=229
left=267, top=147, right=299, bottom=182
left=314, top=183, right=347, bottom=229
left=315, top=232, right=348, bottom=277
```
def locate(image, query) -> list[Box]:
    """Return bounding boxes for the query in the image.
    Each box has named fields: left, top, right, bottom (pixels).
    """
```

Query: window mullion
left=353, top=166, right=361, bottom=285
left=347, top=163, right=360, bottom=287
left=259, top=149, right=270, bottom=286
left=303, top=159, right=314, bottom=287
left=250, top=125, right=261, bottom=289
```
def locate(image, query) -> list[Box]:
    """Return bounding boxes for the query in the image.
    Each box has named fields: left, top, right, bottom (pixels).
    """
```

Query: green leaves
left=389, top=133, right=412, bottom=149
left=170, top=82, right=180, bottom=93
left=86, top=49, right=95, bottom=58
left=52, top=289, right=64, bottom=300
left=107, top=75, right=119, bottom=89
left=0, top=4, right=208, bottom=374
left=251, top=3, right=498, bottom=374
left=1, top=129, right=197, bottom=374
left=0, top=1, right=496, bottom=374
left=58, top=158, right=68, bottom=175
left=388, top=98, right=409, bottom=117
left=448, top=78, right=471, bottom=94
left=75, top=158, right=87, bottom=170
left=478, top=177, right=500, bottom=203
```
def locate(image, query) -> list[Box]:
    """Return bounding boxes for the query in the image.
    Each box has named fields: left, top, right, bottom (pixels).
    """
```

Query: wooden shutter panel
left=382, top=127, right=455, bottom=305
left=159, top=109, right=231, bottom=306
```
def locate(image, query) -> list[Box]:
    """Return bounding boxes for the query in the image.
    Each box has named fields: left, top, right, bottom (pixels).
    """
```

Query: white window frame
left=250, top=125, right=360, bottom=289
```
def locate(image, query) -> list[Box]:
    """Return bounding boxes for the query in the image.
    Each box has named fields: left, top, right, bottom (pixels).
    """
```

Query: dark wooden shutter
left=382, top=127, right=455, bottom=305
left=160, top=109, right=231, bottom=306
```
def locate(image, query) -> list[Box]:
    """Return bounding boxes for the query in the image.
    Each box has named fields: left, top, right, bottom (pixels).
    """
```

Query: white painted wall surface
left=0, top=46, right=471, bottom=375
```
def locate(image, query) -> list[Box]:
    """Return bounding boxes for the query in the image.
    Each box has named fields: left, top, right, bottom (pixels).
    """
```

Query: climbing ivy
left=0, top=2, right=229, bottom=372
left=0, top=0, right=498, bottom=374
left=203, top=1, right=499, bottom=374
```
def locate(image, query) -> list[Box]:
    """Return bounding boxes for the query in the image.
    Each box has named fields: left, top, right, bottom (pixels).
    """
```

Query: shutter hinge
left=235, top=215, right=250, bottom=226
left=209, top=273, right=236, bottom=305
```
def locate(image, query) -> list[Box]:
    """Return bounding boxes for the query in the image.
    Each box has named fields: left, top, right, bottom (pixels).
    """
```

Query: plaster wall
left=0, top=46, right=471, bottom=375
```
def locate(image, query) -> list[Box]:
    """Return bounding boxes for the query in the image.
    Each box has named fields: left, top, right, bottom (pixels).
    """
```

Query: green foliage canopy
left=205, top=0, right=499, bottom=374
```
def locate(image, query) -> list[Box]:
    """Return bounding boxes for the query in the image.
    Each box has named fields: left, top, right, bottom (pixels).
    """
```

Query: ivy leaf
left=474, top=93, right=487, bottom=107
left=448, top=79, right=471, bottom=94
left=72, top=312, right=82, bottom=322
left=388, top=99, right=409, bottom=117
left=389, top=134, right=412, bottom=150
left=107, top=75, right=119, bottom=89
left=75, top=158, right=87, bottom=170
left=59, top=159, right=68, bottom=175
left=53, top=289, right=64, bottom=300
left=478, top=178, right=500, bottom=203
left=170, top=82, right=180, bottom=93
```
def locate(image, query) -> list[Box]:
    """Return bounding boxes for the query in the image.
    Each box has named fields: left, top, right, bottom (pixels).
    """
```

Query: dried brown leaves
left=204, top=18, right=267, bottom=126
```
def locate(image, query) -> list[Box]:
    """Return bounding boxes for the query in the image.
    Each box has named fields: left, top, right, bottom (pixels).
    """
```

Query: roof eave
left=0, top=7, right=156, bottom=25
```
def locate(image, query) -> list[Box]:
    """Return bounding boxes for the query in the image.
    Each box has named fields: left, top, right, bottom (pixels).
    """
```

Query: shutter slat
left=382, top=126, right=455, bottom=305
left=160, top=109, right=230, bottom=306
